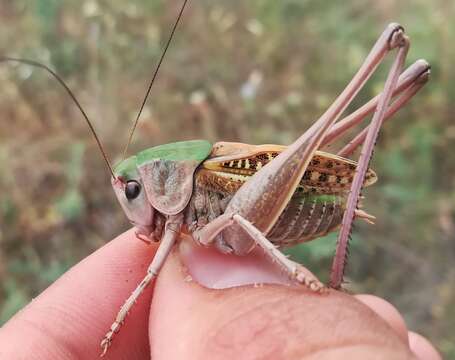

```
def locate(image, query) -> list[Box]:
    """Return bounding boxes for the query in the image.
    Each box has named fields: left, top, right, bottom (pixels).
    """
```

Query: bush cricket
left=0, top=0, right=431, bottom=356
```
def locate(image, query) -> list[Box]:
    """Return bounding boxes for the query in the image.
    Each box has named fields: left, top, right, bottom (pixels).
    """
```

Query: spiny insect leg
left=193, top=214, right=325, bottom=292
left=329, top=30, right=411, bottom=289
left=232, top=215, right=326, bottom=292
left=223, top=23, right=405, bottom=241
left=100, top=215, right=181, bottom=357
left=322, top=59, right=431, bottom=148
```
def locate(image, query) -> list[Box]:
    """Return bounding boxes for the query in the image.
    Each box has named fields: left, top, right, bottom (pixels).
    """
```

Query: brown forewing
left=199, top=143, right=377, bottom=196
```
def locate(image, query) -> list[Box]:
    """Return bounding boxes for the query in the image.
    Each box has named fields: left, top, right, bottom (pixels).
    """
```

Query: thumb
left=149, top=240, right=413, bottom=360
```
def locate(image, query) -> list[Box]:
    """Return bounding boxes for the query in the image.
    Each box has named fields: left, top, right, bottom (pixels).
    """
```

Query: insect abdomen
left=267, top=194, right=345, bottom=246
left=187, top=173, right=346, bottom=247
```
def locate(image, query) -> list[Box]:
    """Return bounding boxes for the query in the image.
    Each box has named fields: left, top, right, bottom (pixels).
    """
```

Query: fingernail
left=179, top=239, right=292, bottom=289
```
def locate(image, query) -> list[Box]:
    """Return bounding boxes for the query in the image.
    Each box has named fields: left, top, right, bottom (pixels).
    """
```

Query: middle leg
left=192, top=213, right=325, bottom=291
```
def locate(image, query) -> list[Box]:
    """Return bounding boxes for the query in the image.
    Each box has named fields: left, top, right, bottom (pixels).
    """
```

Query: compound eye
left=125, top=180, right=141, bottom=200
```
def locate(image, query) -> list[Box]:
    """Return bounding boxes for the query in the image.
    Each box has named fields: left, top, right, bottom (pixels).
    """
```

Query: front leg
left=193, top=213, right=325, bottom=292
left=100, top=214, right=182, bottom=356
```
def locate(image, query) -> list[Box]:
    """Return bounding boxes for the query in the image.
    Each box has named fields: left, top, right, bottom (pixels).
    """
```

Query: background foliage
left=0, top=0, right=453, bottom=357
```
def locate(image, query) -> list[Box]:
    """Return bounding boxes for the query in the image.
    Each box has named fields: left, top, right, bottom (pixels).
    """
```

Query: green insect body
left=112, top=140, right=377, bottom=252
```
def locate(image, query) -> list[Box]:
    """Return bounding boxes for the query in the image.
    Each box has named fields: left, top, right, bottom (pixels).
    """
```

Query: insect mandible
left=1, top=0, right=431, bottom=356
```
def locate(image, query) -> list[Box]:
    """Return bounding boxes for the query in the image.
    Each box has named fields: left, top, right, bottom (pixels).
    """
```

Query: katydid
left=0, top=2, right=430, bottom=356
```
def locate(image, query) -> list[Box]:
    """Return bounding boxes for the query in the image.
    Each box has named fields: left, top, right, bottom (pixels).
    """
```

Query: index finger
left=0, top=229, right=155, bottom=360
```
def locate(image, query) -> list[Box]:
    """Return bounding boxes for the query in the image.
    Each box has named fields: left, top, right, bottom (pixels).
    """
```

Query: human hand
left=0, top=229, right=441, bottom=359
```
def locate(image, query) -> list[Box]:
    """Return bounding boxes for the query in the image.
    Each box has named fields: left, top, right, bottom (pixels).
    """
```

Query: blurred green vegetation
left=0, top=0, right=454, bottom=357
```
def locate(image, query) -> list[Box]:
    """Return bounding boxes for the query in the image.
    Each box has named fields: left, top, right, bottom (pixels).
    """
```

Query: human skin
left=0, top=229, right=441, bottom=359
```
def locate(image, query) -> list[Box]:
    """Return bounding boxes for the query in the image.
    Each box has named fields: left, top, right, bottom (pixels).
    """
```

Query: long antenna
left=122, top=0, right=189, bottom=159
left=0, top=56, right=116, bottom=178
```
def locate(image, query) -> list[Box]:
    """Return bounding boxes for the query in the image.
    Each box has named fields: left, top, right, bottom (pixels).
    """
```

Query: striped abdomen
left=186, top=180, right=345, bottom=247
left=267, top=194, right=345, bottom=246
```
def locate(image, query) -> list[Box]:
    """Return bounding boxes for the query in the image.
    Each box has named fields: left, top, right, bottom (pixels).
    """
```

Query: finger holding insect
left=0, top=229, right=154, bottom=360
left=150, top=245, right=424, bottom=360
left=0, top=230, right=440, bottom=360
